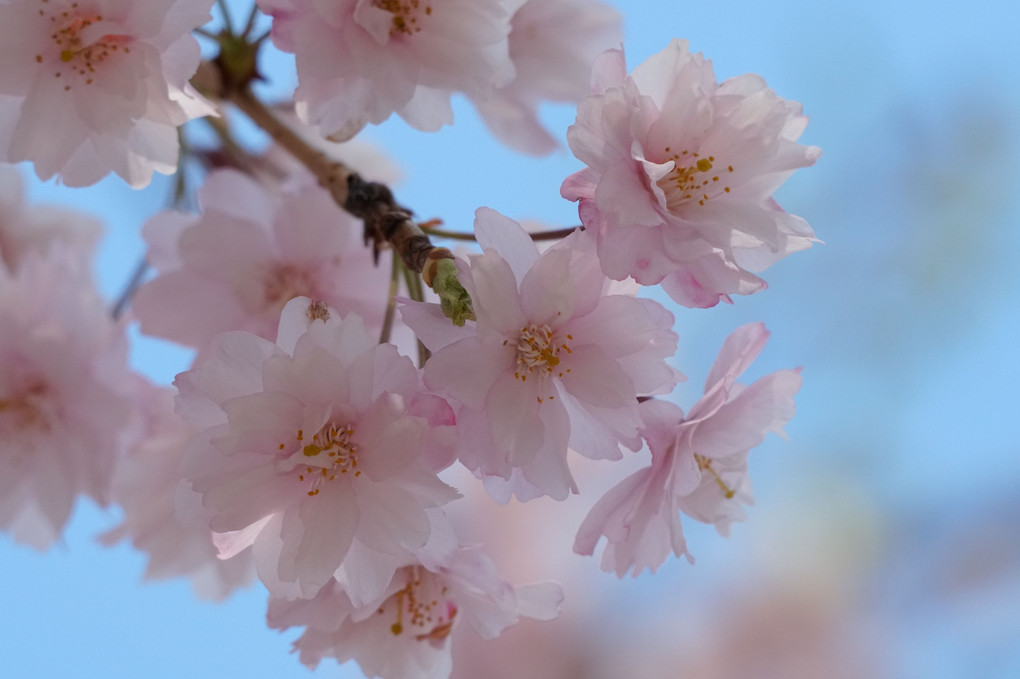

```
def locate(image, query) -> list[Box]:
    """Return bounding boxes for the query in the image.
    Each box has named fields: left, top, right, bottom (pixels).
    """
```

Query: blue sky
left=3, top=0, right=1019, bottom=677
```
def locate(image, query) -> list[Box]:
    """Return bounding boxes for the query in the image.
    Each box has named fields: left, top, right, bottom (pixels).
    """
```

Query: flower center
left=0, top=382, right=52, bottom=434
left=656, top=148, right=734, bottom=212
left=381, top=567, right=458, bottom=644
left=512, top=324, right=573, bottom=378
left=280, top=423, right=360, bottom=497
left=373, top=0, right=433, bottom=37
left=34, top=5, right=133, bottom=91
left=261, top=263, right=315, bottom=308
left=693, top=453, right=735, bottom=499
left=508, top=323, right=574, bottom=403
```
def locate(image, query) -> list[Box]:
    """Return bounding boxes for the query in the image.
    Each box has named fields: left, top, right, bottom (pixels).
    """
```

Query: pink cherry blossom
left=401, top=208, right=679, bottom=502
left=0, top=164, right=101, bottom=273
left=471, top=0, right=621, bottom=155
left=133, top=169, right=391, bottom=351
left=176, top=297, right=459, bottom=601
left=0, top=246, right=137, bottom=549
left=257, top=0, right=516, bottom=141
left=561, top=40, right=821, bottom=307
left=574, top=322, right=802, bottom=576
left=0, top=0, right=216, bottom=187
left=267, top=545, right=563, bottom=678
left=100, top=385, right=254, bottom=600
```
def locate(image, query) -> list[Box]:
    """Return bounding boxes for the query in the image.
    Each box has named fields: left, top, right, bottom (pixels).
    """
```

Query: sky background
left=2, top=0, right=1019, bottom=677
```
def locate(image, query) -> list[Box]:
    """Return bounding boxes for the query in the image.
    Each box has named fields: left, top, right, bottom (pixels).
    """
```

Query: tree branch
left=226, top=86, right=454, bottom=283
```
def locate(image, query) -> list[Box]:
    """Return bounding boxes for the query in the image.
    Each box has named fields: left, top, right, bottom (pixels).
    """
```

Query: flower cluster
left=0, top=3, right=819, bottom=678
left=562, top=40, right=821, bottom=307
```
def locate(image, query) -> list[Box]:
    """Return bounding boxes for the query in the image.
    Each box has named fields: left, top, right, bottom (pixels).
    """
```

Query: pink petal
left=473, top=207, right=539, bottom=283
left=692, top=368, right=801, bottom=459
left=424, top=337, right=512, bottom=404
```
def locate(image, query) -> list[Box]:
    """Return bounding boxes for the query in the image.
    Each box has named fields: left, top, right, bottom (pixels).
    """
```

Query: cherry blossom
left=176, top=297, right=459, bottom=601
left=133, top=169, right=391, bottom=351
left=267, top=545, right=563, bottom=678
left=471, top=0, right=621, bottom=155
left=100, top=385, right=254, bottom=600
left=0, top=0, right=217, bottom=187
left=574, top=323, right=802, bottom=576
left=561, top=40, right=821, bottom=307
left=0, top=0, right=825, bottom=669
left=0, top=164, right=101, bottom=273
left=0, top=246, right=137, bottom=549
left=401, top=208, right=679, bottom=501
left=257, top=0, right=516, bottom=141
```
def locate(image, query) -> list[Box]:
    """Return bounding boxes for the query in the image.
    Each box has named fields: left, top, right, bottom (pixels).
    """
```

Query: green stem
left=379, top=254, right=401, bottom=345
left=193, top=27, right=220, bottom=41
left=399, top=262, right=431, bottom=365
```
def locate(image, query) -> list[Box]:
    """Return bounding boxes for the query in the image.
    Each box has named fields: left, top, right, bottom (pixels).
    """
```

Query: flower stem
left=399, top=261, right=431, bottom=365
left=111, top=127, right=195, bottom=319
left=241, top=3, right=261, bottom=39
left=111, top=257, right=148, bottom=320
left=216, top=0, right=234, bottom=35
left=379, top=254, right=401, bottom=345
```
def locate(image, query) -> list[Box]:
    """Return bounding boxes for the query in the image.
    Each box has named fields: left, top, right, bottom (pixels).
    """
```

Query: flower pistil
left=280, top=423, right=361, bottom=497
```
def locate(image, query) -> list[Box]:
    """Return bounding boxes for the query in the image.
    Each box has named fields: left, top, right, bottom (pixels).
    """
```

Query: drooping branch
left=225, top=86, right=455, bottom=285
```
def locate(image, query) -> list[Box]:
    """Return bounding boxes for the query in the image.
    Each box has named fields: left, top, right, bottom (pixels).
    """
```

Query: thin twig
left=215, top=0, right=234, bottom=34
left=241, top=3, right=261, bottom=39
left=193, top=27, right=220, bottom=41
left=199, top=115, right=267, bottom=175
left=529, top=226, right=583, bottom=241
left=419, top=226, right=477, bottom=242
left=422, top=224, right=582, bottom=243
left=111, top=258, right=149, bottom=320
left=111, top=128, right=194, bottom=319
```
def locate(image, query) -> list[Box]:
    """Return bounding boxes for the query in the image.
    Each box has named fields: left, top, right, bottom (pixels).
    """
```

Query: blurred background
left=2, top=0, right=1018, bottom=677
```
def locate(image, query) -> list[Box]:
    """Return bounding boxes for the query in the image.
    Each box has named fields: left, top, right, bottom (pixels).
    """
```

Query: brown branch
left=226, top=86, right=454, bottom=279
left=421, top=224, right=582, bottom=243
